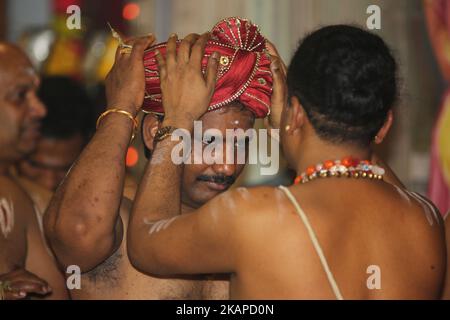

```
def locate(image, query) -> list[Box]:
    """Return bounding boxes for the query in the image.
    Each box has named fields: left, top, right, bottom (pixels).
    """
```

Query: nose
left=211, top=143, right=236, bottom=177
left=29, top=93, right=47, bottom=119
left=208, top=139, right=238, bottom=177
left=211, top=162, right=237, bottom=178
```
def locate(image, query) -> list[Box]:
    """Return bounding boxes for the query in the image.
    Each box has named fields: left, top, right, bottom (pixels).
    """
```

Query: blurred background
left=1, top=0, right=449, bottom=214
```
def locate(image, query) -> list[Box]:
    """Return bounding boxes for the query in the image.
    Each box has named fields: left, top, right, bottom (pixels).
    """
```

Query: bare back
left=231, top=180, right=446, bottom=299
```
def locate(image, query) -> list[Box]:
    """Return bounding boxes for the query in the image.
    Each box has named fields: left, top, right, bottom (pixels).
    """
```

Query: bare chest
left=71, top=249, right=229, bottom=300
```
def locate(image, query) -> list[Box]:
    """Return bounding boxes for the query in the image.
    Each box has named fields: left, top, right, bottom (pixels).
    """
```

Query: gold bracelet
left=96, top=108, right=138, bottom=141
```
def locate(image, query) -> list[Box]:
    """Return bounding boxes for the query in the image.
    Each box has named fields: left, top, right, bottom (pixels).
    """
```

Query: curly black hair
left=287, top=25, right=398, bottom=146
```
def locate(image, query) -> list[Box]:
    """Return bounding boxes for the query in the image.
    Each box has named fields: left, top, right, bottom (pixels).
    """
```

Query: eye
left=13, top=89, right=28, bottom=105
left=203, top=136, right=216, bottom=145
left=235, top=137, right=250, bottom=148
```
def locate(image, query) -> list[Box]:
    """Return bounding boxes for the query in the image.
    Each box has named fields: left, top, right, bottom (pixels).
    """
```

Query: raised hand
left=105, top=34, right=156, bottom=116
left=155, top=32, right=219, bottom=131
left=0, top=269, right=51, bottom=300
left=265, top=41, right=288, bottom=130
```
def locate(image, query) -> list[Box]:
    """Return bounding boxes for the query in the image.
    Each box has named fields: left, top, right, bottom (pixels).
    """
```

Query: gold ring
left=119, top=47, right=133, bottom=55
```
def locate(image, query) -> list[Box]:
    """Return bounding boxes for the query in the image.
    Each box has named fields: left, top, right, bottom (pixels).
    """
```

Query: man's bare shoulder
left=218, top=185, right=280, bottom=214
left=384, top=184, right=444, bottom=232
left=205, top=186, right=289, bottom=231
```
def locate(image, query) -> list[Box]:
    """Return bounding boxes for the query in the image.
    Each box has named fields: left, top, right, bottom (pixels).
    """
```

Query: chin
left=187, top=188, right=222, bottom=207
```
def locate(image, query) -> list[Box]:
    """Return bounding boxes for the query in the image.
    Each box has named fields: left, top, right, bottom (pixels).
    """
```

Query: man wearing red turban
left=45, top=18, right=273, bottom=299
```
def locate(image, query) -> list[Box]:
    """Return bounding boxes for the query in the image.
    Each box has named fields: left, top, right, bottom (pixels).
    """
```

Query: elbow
left=127, top=232, right=147, bottom=273
left=45, top=212, right=114, bottom=271
left=127, top=228, right=162, bottom=276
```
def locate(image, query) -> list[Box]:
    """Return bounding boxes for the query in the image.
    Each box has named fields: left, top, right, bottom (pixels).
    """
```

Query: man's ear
left=374, top=110, right=393, bottom=144
left=142, top=114, right=160, bottom=152
left=286, top=96, right=305, bottom=135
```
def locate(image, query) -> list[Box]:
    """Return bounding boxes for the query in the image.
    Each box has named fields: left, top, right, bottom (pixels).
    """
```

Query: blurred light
left=126, top=146, right=139, bottom=167
left=92, top=41, right=106, bottom=57
left=122, top=3, right=140, bottom=21
left=33, top=31, right=54, bottom=62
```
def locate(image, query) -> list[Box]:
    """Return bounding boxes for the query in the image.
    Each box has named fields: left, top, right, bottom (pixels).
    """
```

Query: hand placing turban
left=142, top=17, right=273, bottom=118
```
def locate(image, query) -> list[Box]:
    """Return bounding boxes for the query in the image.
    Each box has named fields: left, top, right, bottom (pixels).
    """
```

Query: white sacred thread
left=0, top=197, right=14, bottom=238
left=144, top=216, right=179, bottom=235
left=407, top=191, right=442, bottom=226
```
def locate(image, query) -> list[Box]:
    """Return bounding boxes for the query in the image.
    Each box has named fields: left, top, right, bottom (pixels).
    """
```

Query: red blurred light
left=126, top=146, right=139, bottom=167
left=122, top=2, right=140, bottom=20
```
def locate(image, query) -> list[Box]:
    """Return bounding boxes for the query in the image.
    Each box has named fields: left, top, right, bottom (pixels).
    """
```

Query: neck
left=295, top=137, right=372, bottom=175
left=181, top=202, right=195, bottom=215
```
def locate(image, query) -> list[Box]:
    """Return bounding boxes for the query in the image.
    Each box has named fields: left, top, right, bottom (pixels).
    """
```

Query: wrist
left=106, top=103, right=138, bottom=117
left=162, top=117, right=194, bottom=132
left=96, top=108, right=138, bottom=141
left=268, top=114, right=281, bottom=129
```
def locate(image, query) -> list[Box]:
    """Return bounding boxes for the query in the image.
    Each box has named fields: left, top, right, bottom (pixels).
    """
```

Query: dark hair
left=38, top=76, right=95, bottom=141
left=287, top=25, right=398, bottom=146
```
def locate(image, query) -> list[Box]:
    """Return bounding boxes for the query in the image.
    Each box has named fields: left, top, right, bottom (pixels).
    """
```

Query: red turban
left=142, top=17, right=273, bottom=118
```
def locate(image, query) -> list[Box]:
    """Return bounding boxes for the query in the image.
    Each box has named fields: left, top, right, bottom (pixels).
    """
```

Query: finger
left=130, top=34, right=156, bottom=60
left=5, top=290, right=27, bottom=300
left=270, top=58, right=287, bottom=101
left=113, top=44, right=130, bottom=64
left=206, top=51, right=219, bottom=90
left=114, top=36, right=136, bottom=61
left=266, top=41, right=287, bottom=74
left=155, top=50, right=167, bottom=80
left=3, top=270, right=48, bottom=285
left=178, top=33, right=200, bottom=64
left=166, top=33, right=178, bottom=68
left=263, top=117, right=272, bottom=129
left=10, top=272, right=50, bottom=291
left=190, top=32, right=211, bottom=70
left=266, top=40, right=281, bottom=57
left=269, top=55, right=287, bottom=78
left=111, top=28, right=129, bottom=60
left=10, top=281, right=50, bottom=295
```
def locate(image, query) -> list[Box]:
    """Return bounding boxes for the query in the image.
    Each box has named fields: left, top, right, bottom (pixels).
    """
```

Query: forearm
left=44, top=114, right=133, bottom=267
left=128, top=124, right=188, bottom=270
left=128, top=32, right=218, bottom=271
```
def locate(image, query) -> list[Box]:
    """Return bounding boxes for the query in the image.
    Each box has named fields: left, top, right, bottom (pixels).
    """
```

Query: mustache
left=197, top=174, right=236, bottom=185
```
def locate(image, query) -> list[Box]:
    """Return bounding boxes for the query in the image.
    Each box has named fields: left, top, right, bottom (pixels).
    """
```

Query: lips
left=203, top=181, right=231, bottom=192
left=23, top=123, right=42, bottom=138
